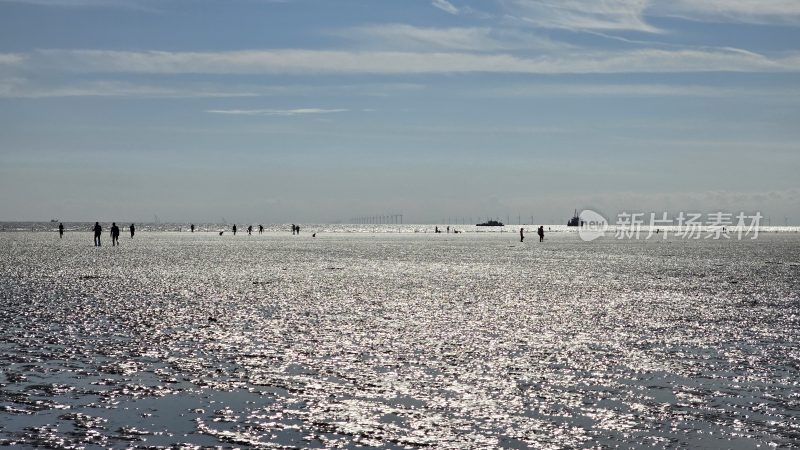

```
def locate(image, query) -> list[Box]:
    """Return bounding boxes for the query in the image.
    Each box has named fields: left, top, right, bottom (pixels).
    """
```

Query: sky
left=0, top=0, right=798, bottom=225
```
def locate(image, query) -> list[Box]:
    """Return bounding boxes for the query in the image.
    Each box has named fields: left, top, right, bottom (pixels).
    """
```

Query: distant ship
left=567, top=210, right=584, bottom=227
left=477, top=220, right=504, bottom=227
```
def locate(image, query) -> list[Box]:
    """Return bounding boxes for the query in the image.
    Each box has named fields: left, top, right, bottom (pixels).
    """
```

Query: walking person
left=130, top=223, right=135, bottom=239
left=232, top=224, right=237, bottom=236
left=58, top=222, right=64, bottom=239
left=93, top=222, right=102, bottom=247
left=190, top=224, right=195, bottom=233
left=538, top=226, right=544, bottom=242
left=247, top=225, right=253, bottom=235
left=520, top=227, right=524, bottom=243
left=111, top=222, right=120, bottom=246
left=259, top=224, right=263, bottom=234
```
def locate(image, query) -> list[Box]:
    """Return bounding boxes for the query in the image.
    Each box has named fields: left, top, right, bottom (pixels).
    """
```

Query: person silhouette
left=190, top=224, right=195, bottom=233
left=130, top=223, right=135, bottom=239
left=93, top=222, right=102, bottom=246
left=520, top=227, right=524, bottom=242
left=58, top=222, right=64, bottom=239
left=291, top=224, right=296, bottom=235
left=247, top=225, right=252, bottom=235
left=538, top=226, right=544, bottom=242
left=259, top=224, right=263, bottom=234
left=232, top=224, right=237, bottom=236
left=111, top=222, right=120, bottom=246
left=296, top=225, right=300, bottom=234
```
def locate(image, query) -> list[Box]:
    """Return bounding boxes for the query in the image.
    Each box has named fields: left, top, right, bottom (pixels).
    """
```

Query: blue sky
left=1, top=0, right=798, bottom=224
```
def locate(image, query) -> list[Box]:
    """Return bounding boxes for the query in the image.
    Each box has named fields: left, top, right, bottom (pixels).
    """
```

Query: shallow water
left=1, top=230, right=799, bottom=449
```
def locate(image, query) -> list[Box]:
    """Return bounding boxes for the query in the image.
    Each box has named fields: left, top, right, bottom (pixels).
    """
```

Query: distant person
left=130, top=223, right=135, bottom=239
left=190, top=224, right=195, bottom=233
left=247, top=225, right=252, bottom=235
left=538, top=225, right=544, bottom=242
left=58, top=222, right=64, bottom=238
left=296, top=225, right=300, bottom=234
left=447, top=226, right=450, bottom=233
left=111, top=222, right=120, bottom=246
left=291, top=224, right=296, bottom=235
left=520, top=227, right=524, bottom=242
left=232, top=224, right=237, bottom=236
left=435, top=226, right=439, bottom=233
left=259, top=224, right=263, bottom=234
left=93, top=222, right=102, bottom=246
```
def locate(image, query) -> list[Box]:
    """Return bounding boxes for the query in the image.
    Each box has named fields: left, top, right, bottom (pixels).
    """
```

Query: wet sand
left=1, top=231, right=799, bottom=448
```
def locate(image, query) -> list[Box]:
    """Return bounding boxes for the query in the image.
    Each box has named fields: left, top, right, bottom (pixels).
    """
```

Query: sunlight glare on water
left=1, top=229, right=799, bottom=448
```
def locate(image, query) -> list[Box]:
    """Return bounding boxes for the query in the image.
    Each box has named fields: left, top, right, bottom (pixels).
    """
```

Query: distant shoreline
left=1, top=221, right=798, bottom=234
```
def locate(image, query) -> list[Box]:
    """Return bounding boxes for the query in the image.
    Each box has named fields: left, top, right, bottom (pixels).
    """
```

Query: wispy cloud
left=0, top=54, right=25, bottom=65
left=335, top=24, right=567, bottom=51
left=432, top=0, right=459, bottom=15
left=0, top=77, right=426, bottom=99
left=0, top=0, right=294, bottom=8
left=0, top=79, right=263, bottom=98
left=650, top=0, right=800, bottom=25
left=0, top=0, right=159, bottom=11
left=0, top=0, right=118, bottom=5
left=499, top=0, right=800, bottom=30
left=206, top=108, right=348, bottom=116
left=482, top=83, right=800, bottom=98
left=503, top=0, right=658, bottom=33
left=20, top=48, right=800, bottom=75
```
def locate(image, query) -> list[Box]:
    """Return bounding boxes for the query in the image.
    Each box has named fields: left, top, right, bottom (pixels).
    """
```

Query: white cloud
left=499, top=0, right=800, bottom=30
left=482, top=83, right=800, bottom=98
left=0, top=54, right=24, bottom=65
left=0, top=0, right=115, bottom=5
left=650, top=0, right=800, bottom=25
left=206, top=108, right=348, bottom=116
left=432, top=0, right=459, bottom=15
left=503, top=0, right=658, bottom=33
left=0, top=77, right=427, bottom=99
left=336, top=24, right=566, bottom=51
left=24, top=48, right=800, bottom=75
left=0, top=79, right=263, bottom=98
left=0, top=0, right=159, bottom=11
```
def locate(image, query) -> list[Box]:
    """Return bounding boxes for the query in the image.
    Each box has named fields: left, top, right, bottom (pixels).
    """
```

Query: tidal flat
left=1, top=230, right=798, bottom=448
